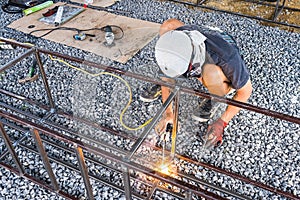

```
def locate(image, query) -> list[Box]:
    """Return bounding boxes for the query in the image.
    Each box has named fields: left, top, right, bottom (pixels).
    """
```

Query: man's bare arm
left=221, top=79, right=253, bottom=123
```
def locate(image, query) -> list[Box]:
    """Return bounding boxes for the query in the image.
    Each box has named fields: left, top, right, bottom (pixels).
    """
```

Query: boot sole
left=192, top=104, right=220, bottom=122
left=139, top=96, right=159, bottom=103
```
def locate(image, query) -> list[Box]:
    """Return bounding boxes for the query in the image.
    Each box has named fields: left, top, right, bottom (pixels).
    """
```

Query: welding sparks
left=156, top=160, right=177, bottom=176
left=159, top=163, right=170, bottom=174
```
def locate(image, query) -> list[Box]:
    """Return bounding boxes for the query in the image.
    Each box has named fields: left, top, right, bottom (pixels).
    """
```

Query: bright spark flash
left=159, top=163, right=170, bottom=174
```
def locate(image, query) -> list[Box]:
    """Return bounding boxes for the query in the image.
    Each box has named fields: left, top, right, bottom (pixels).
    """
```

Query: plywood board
left=71, top=0, right=116, bottom=7
left=8, top=2, right=160, bottom=63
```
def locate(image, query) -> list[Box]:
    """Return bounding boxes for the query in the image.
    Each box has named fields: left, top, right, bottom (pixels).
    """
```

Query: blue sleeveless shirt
left=176, top=25, right=250, bottom=89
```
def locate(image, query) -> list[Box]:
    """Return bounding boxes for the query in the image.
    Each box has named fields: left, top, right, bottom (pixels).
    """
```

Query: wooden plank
left=7, top=3, right=160, bottom=63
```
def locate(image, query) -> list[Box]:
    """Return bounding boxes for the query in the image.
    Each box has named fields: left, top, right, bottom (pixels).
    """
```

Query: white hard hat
left=155, top=31, right=192, bottom=78
left=155, top=30, right=207, bottom=78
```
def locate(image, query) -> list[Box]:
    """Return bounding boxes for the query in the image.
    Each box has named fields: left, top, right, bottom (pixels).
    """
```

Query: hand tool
left=18, top=59, right=39, bottom=83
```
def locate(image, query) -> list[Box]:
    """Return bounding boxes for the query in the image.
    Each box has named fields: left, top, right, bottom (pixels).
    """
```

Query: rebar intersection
left=0, top=38, right=299, bottom=200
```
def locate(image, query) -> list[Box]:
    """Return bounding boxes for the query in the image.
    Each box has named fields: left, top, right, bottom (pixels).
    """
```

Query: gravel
left=0, top=0, right=299, bottom=199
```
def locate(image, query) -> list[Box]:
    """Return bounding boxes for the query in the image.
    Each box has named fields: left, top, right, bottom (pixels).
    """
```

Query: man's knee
left=202, top=64, right=225, bottom=87
left=202, top=64, right=230, bottom=96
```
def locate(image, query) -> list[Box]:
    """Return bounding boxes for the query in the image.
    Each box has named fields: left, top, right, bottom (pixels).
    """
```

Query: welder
left=140, top=19, right=253, bottom=148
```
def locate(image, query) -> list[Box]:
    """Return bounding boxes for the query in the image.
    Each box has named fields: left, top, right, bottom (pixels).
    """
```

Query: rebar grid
left=0, top=38, right=299, bottom=199
left=166, top=0, right=300, bottom=29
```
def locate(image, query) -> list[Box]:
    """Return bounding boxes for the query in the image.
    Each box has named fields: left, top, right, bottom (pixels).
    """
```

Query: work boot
left=140, top=84, right=162, bottom=103
left=192, top=99, right=220, bottom=122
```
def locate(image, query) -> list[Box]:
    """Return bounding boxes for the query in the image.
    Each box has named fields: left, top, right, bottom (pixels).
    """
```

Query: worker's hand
left=203, top=118, right=228, bottom=149
left=155, top=113, right=173, bottom=136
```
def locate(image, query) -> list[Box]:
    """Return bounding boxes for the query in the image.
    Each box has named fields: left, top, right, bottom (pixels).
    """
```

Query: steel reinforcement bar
left=0, top=38, right=299, bottom=199
left=0, top=95, right=248, bottom=199
left=0, top=109, right=229, bottom=200
left=0, top=91, right=298, bottom=199
left=0, top=38, right=299, bottom=125
left=166, top=0, right=300, bottom=29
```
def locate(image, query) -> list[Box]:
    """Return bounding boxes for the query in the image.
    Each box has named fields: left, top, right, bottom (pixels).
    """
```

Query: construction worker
left=140, top=19, right=253, bottom=148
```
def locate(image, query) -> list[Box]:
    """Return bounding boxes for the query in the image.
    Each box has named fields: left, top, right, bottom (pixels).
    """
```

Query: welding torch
left=159, top=123, right=173, bottom=161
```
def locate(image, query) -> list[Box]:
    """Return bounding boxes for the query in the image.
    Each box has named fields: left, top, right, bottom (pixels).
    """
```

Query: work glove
left=203, top=118, right=228, bottom=149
